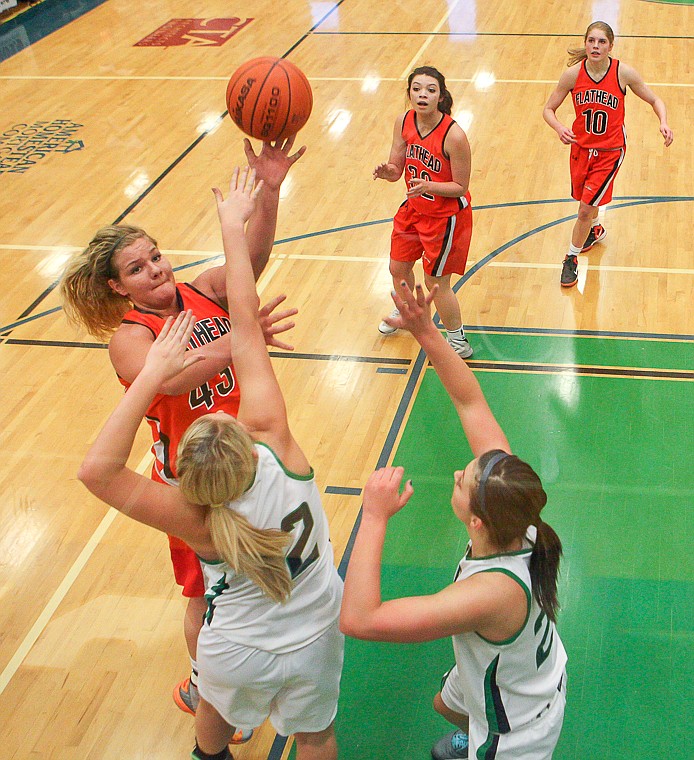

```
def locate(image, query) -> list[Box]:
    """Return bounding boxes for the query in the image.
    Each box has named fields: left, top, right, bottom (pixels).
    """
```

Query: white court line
left=0, top=450, right=154, bottom=696
left=400, top=0, right=463, bottom=80
left=0, top=244, right=692, bottom=275
left=0, top=75, right=690, bottom=87
left=0, top=254, right=287, bottom=694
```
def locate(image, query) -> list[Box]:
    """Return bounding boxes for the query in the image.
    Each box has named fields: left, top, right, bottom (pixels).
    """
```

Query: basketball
left=226, top=57, right=313, bottom=142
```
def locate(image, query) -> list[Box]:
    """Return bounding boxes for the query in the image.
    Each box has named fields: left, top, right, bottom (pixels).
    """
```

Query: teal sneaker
left=431, top=729, right=469, bottom=759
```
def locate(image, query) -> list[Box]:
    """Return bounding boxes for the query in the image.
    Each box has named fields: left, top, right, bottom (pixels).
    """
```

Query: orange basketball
left=226, top=57, right=313, bottom=142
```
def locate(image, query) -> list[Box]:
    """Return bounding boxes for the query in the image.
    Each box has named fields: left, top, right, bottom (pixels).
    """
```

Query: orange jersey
left=572, top=57, right=626, bottom=150
left=401, top=109, right=469, bottom=217
left=119, top=283, right=240, bottom=484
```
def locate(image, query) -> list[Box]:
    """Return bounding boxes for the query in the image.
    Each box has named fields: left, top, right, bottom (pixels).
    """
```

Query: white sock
left=189, top=658, right=199, bottom=688
left=446, top=327, right=466, bottom=340
left=568, top=243, right=581, bottom=258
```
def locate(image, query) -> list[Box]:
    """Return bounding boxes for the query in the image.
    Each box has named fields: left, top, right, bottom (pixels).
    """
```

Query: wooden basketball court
left=0, top=1, right=692, bottom=758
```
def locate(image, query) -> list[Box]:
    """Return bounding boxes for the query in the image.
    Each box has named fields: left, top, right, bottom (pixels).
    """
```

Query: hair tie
left=209, top=502, right=226, bottom=510
left=477, top=451, right=511, bottom=514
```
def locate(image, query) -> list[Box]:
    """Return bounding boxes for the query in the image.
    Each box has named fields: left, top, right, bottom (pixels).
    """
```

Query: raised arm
left=373, top=114, right=407, bottom=182
left=340, top=466, right=526, bottom=642
left=79, top=312, right=208, bottom=539
left=543, top=66, right=579, bottom=145
left=386, top=282, right=509, bottom=457
left=213, top=167, right=307, bottom=471
left=620, top=63, right=673, bottom=146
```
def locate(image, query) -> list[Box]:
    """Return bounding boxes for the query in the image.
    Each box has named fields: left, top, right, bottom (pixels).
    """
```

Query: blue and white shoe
left=431, top=729, right=469, bottom=759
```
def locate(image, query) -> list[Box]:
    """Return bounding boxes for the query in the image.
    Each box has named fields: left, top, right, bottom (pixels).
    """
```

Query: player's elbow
left=77, top=458, right=101, bottom=494
left=339, top=607, right=368, bottom=639
left=340, top=607, right=389, bottom=641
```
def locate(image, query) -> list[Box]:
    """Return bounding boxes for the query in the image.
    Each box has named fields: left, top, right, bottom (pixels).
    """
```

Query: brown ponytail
left=471, top=450, right=562, bottom=622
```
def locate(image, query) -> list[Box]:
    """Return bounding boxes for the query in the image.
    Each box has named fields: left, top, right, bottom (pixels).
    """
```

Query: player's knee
left=294, top=723, right=335, bottom=747
left=577, top=203, right=595, bottom=222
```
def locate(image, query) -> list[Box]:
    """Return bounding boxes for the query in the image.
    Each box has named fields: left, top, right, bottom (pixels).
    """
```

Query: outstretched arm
left=195, top=135, right=305, bottom=297
left=341, top=466, right=521, bottom=642
left=385, top=282, right=509, bottom=457
left=621, top=64, right=673, bottom=146
left=244, top=136, right=307, bottom=277
left=79, top=312, right=206, bottom=536
left=213, top=167, right=307, bottom=470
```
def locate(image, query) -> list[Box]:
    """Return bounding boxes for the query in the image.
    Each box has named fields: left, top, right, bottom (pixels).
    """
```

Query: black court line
left=3, top=1, right=349, bottom=334
left=461, top=361, right=694, bottom=381
left=325, top=486, right=362, bottom=496
left=3, top=195, right=692, bottom=337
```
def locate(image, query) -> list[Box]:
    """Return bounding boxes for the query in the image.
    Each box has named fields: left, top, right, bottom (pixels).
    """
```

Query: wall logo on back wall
left=135, top=18, right=254, bottom=47
left=0, top=120, right=84, bottom=175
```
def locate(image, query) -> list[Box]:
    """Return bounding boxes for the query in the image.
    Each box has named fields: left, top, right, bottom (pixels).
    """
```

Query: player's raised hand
left=258, top=293, right=298, bottom=351
left=213, top=166, right=263, bottom=226
left=385, top=281, right=438, bottom=337
left=143, top=310, right=203, bottom=382
left=362, top=466, right=414, bottom=520
left=244, top=136, right=306, bottom=190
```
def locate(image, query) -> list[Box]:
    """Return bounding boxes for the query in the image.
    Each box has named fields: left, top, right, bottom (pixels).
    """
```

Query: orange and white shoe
left=581, top=224, right=607, bottom=252
left=174, top=678, right=253, bottom=744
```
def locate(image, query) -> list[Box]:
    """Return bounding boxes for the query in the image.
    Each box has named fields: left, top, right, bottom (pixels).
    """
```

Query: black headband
left=477, top=451, right=511, bottom=514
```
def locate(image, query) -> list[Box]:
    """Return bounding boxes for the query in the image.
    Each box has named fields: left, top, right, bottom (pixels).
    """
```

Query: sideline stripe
left=463, top=361, right=694, bottom=381
left=0, top=449, right=153, bottom=696
left=1, top=75, right=692, bottom=88
left=2, top=195, right=694, bottom=336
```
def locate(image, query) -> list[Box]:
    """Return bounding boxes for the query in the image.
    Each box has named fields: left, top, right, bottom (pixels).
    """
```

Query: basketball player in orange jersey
left=374, top=66, right=474, bottom=359
left=543, top=21, right=673, bottom=287
left=61, top=138, right=304, bottom=739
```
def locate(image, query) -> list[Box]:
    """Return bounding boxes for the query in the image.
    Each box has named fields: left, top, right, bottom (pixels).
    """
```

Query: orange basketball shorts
left=152, top=468, right=205, bottom=598
left=570, top=144, right=625, bottom=206
left=390, top=199, right=472, bottom=277
left=168, top=534, right=205, bottom=598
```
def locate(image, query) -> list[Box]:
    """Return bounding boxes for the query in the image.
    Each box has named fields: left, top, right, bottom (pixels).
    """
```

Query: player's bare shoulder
left=562, top=62, right=582, bottom=90
left=444, top=120, right=470, bottom=157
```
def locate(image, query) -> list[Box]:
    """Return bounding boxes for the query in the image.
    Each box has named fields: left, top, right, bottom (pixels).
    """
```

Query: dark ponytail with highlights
left=407, top=66, right=453, bottom=115
left=470, top=450, right=563, bottom=622
left=530, top=519, right=563, bottom=623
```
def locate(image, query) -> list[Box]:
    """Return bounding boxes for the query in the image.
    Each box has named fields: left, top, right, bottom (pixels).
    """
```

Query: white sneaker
left=378, top=308, right=400, bottom=335
left=447, top=335, right=473, bottom=359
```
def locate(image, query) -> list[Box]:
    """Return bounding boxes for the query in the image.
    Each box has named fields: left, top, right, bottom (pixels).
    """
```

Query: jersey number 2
left=281, top=502, right=320, bottom=579
left=407, top=166, right=436, bottom=201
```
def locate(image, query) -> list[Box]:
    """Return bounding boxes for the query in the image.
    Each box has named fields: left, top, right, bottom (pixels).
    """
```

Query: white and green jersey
left=199, top=443, right=343, bottom=654
left=450, top=527, right=567, bottom=733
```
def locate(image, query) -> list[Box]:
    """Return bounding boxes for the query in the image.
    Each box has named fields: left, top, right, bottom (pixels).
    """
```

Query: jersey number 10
left=582, top=108, right=608, bottom=136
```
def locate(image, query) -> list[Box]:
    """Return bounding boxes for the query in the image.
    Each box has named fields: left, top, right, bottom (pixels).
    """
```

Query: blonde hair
left=60, top=225, right=155, bottom=341
left=177, top=416, right=293, bottom=603
left=567, top=21, right=614, bottom=67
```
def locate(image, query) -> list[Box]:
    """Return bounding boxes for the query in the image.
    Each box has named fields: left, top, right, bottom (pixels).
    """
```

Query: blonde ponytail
left=177, top=416, right=294, bottom=603
left=209, top=508, right=292, bottom=603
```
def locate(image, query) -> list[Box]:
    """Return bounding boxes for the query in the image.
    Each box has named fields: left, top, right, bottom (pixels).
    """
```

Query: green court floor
left=333, top=333, right=693, bottom=759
